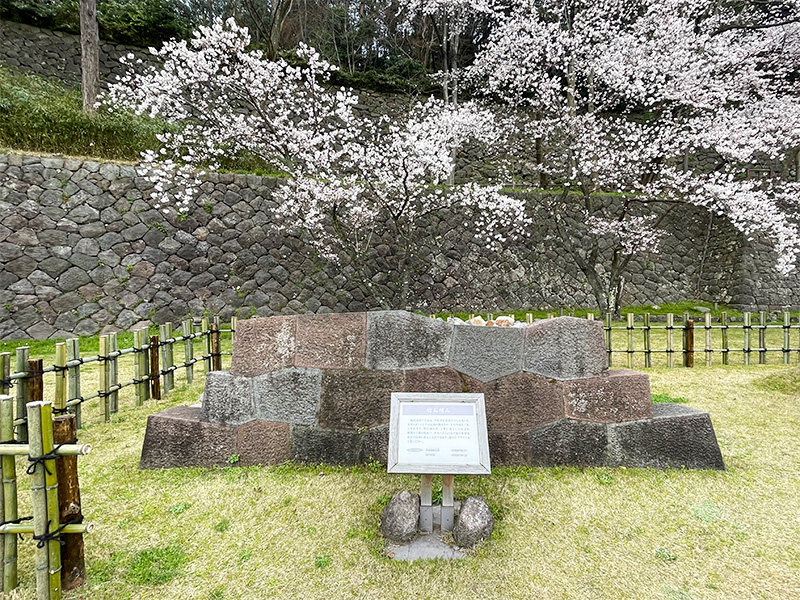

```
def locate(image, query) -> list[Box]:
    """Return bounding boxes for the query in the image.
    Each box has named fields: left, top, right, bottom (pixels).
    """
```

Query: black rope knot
left=33, top=517, right=83, bottom=548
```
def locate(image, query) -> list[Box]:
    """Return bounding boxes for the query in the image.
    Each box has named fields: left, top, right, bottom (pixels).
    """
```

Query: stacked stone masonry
left=139, top=313, right=725, bottom=470
left=1, top=152, right=797, bottom=341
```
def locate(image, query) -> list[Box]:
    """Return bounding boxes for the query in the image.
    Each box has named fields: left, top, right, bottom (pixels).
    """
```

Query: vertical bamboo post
left=41, top=403, right=62, bottom=600
left=547, top=312, right=554, bottom=320
left=166, top=323, right=174, bottom=391
left=230, top=316, right=238, bottom=349
left=705, top=312, right=713, bottom=366
left=643, top=313, right=652, bottom=368
left=667, top=313, right=675, bottom=369
left=210, top=323, right=222, bottom=372
left=1, top=394, right=18, bottom=592
left=108, top=333, right=118, bottom=414
left=133, top=329, right=147, bottom=406
left=66, top=340, right=81, bottom=430
left=160, top=323, right=174, bottom=394
left=182, top=320, right=194, bottom=385
left=743, top=312, right=751, bottom=366
left=149, top=335, right=161, bottom=401
left=98, top=336, right=111, bottom=423
left=626, top=313, right=634, bottom=368
left=159, top=325, right=169, bottom=396
left=586, top=312, right=594, bottom=321
left=683, top=319, right=694, bottom=368
left=525, top=313, right=533, bottom=325
left=28, top=359, right=44, bottom=406
left=0, top=354, right=9, bottom=396
left=53, top=415, right=84, bottom=591
left=721, top=312, right=729, bottom=365
left=783, top=312, right=791, bottom=365
left=54, top=344, right=67, bottom=416
left=201, top=317, right=211, bottom=373
left=758, top=311, right=767, bottom=364
left=15, top=348, right=29, bottom=443
left=604, top=313, right=613, bottom=367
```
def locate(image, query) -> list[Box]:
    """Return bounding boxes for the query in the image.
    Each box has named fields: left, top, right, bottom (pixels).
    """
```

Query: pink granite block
left=236, top=420, right=292, bottom=466
left=230, top=315, right=297, bottom=376
left=295, top=313, right=367, bottom=369
left=564, top=369, right=653, bottom=423
left=483, top=371, right=565, bottom=432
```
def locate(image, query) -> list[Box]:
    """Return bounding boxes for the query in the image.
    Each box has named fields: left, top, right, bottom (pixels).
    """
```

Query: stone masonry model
left=140, top=312, right=725, bottom=470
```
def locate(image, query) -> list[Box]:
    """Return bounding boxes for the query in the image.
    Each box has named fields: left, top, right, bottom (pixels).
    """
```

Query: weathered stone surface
left=235, top=420, right=292, bottom=465
left=318, top=369, right=404, bottom=429
left=201, top=371, right=255, bottom=425
left=140, top=406, right=237, bottom=469
left=453, top=496, right=493, bottom=548
left=564, top=369, right=653, bottom=423
left=483, top=371, right=565, bottom=432
left=230, top=316, right=296, bottom=376
left=290, top=425, right=362, bottom=464
left=360, top=424, right=389, bottom=463
left=252, top=367, right=322, bottom=425
left=524, top=317, right=608, bottom=380
left=607, top=404, right=725, bottom=470
left=366, top=311, right=452, bottom=370
left=380, top=491, right=420, bottom=543
left=528, top=419, right=608, bottom=467
left=449, top=325, right=524, bottom=382
left=403, top=367, right=471, bottom=394
left=488, top=431, right=532, bottom=465
left=295, top=312, right=366, bottom=369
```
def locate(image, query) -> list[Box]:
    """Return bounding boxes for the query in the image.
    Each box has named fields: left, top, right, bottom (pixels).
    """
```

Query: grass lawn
left=0, top=353, right=797, bottom=599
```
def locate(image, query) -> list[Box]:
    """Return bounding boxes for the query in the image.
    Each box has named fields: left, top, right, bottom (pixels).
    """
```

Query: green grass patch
left=651, top=393, right=689, bottom=404
left=125, top=546, right=187, bottom=585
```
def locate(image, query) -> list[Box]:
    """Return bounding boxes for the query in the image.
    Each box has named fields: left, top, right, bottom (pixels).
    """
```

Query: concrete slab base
left=385, top=531, right=467, bottom=561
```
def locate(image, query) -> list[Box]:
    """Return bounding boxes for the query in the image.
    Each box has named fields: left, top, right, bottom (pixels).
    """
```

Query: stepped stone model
left=140, top=312, right=725, bottom=470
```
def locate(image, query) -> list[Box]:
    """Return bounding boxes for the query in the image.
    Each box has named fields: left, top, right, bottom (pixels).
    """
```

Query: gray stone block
left=201, top=371, right=255, bottom=425
left=290, top=425, right=362, bottom=465
left=453, top=496, right=493, bottom=548
left=528, top=419, right=608, bottom=467
left=524, top=317, right=608, bottom=380
left=607, top=404, right=725, bottom=470
left=252, top=367, right=322, bottom=425
left=359, top=424, right=389, bottom=463
left=365, top=311, right=452, bottom=370
left=449, top=325, right=524, bottom=382
left=140, top=406, right=236, bottom=469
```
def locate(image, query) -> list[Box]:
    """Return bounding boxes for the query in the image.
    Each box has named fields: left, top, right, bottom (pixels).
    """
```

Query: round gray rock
left=380, top=491, right=419, bottom=543
left=453, top=496, right=493, bottom=548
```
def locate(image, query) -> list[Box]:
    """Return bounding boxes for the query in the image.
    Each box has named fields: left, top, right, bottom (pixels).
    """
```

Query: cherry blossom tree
left=106, top=17, right=528, bottom=308
left=468, top=0, right=800, bottom=314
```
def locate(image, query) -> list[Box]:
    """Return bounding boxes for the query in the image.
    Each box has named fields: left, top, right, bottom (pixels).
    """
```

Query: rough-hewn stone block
left=524, top=317, right=608, bottom=380
left=231, top=316, right=296, bottom=376
left=201, top=371, right=254, bottom=425
left=318, top=369, right=403, bottom=429
left=365, top=311, right=452, bottom=370
left=488, top=431, right=532, bottom=466
left=564, top=369, right=653, bottom=423
left=360, top=424, right=389, bottom=464
left=403, top=367, right=470, bottom=394
left=449, top=325, right=524, bottom=382
left=528, top=419, right=608, bottom=467
left=295, top=312, right=367, bottom=369
left=290, top=426, right=362, bottom=465
left=607, top=404, right=725, bottom=470
left=235, top=420, right=292, bottom=465
left=252, top=367, right=322, bottom=425
left=140, top=406, right=236, bottom=469
left=483, top=371, right=565, bottom=431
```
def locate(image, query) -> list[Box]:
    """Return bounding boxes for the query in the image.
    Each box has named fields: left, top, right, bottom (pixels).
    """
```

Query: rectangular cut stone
left=252, top=367, right=322, bottom=425
left=290, top=425, right=363, bottom=465
left=365, top=311, right=452, bottom=370
left=318, top=369, right=405, bottom=429
left=359, top=424, right=389, bottom=464
left=483, top=371, right=565, bottom=432
left=140, top=406, right=236, bottom=469
left=201, top=371, right=254, bottom=425
left=524, top=317, right=608, bottom=380
left=527, top=419, right=608, bottom=467
left=403, top=367, right=469, bottom=394
left=295, top=312, right=367, bottom=369
left=230, top=315, right=296, bottom=376
left=564, top=369, right=653, bottom=423
left=235, top=420, right=292, bottom=465
left=449, top=325, right=524, bottom=382
left=488, top=431, right=532, bottom=466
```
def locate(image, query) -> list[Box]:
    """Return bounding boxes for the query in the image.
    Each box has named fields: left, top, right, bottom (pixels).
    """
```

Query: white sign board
left=388, top=393, right=491, bottom=474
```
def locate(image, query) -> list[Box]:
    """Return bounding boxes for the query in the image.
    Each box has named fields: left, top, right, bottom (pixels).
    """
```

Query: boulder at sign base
left=380, top=491, right=420, bottom=543
left=453, top=496, right=494, bottom=548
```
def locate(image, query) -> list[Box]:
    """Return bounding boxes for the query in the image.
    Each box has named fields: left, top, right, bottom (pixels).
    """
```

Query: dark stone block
left=483, top=371, right=565, bottom=432
left=564, top=369, right=653, bottom=423
left=201, top=371, right=254, bottom=425
left=528, top=419, right=608, bottom=467
left=140, top=406, right=236, bottom=469
left=607, top=404, right=725, bottom=470
left=449, top=325, right=524, bottom=382
left=524, top=317, right=608, bottom=380
left=318, top=369, right=403, bottom=429
left=359, top=424, right=389, bottom=463
left=290, top=425, right=362, bottom=465
left=365, top=311, right=452, bottom=370
left=230, top=315, right=296, bottom=376
left=236, top=420, right=292, bottom=465
left=295, top=312, right=366, bottom=369
left=403, top=367, right=471, bottom=394
left=488, top=430, right=531, bottom=466
left=252, top=367, right=322, bottom=425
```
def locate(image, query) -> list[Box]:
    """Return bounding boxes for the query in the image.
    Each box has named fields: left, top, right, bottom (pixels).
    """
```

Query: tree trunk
left=80, top=0, right=99, bottom=114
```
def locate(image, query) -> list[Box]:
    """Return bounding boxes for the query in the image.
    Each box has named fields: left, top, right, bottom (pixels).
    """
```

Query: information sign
left=388, top=393, right=491, bottom=474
